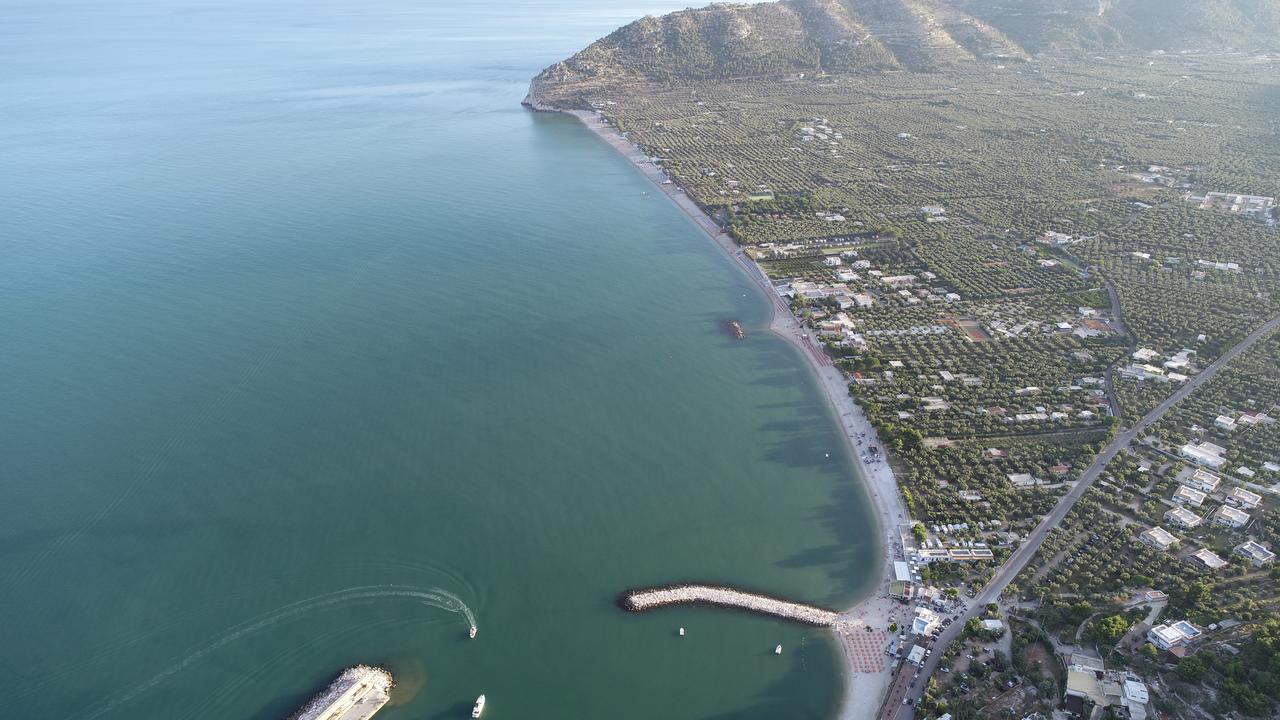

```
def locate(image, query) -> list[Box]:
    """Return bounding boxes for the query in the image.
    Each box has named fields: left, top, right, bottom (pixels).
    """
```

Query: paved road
left=883, top=313, right=1280, bottom=720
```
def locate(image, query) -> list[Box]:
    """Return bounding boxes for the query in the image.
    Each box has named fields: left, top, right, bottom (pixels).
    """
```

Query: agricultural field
left=590, top=53, right=1279, bottom=532
left=1010, top=479, right=1280, bottom=717
left=1145, top=331, right=1280, bottom=482
left=528, top=6, right=1280, bottom=711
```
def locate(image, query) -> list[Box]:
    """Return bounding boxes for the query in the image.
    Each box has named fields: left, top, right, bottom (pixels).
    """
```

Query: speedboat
left=679, top=627, right=685, bottom=636
left=472, top=694, right=486, bottom=718
left=774, top=644, right=783, bottom=655
left=469, top=625, right=477, bottom=639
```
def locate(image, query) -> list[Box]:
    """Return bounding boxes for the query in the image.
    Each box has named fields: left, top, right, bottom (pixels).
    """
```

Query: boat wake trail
left=78, top=584, right=475, bottom=720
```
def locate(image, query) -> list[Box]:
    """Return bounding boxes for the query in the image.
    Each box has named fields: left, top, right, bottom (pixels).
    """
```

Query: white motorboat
left=775, top=644, right=783, bottom=655
left=469, top=625, right=477, bottom=639
left=472, top=694, right=486, bottom=718
left=679, top=627, right=685, bottom=636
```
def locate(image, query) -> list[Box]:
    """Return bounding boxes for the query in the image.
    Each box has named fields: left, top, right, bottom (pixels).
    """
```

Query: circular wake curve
left=77, top=584, right=475, bottom=720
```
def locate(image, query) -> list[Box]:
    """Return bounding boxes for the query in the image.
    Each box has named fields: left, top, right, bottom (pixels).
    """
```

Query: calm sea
left=0, top=1, right=879, bottom=717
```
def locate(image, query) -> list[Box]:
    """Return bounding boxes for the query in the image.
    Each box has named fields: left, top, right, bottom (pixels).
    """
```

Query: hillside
left=525, top=0, right=1280, bottom=108
left=959, top=0, right=1280, bottom=53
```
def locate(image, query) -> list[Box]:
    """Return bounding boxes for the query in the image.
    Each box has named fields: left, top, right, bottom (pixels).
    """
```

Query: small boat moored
left=472, top=694, right=486, bottom=718
left=774, top=644, right=783, bottom=655
left=678, top=627, right=685, bottom=636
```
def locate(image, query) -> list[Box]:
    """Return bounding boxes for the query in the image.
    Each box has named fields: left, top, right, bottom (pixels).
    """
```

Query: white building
left=1177, top=467, right=1222, bottom=493
left=1173, top=485, right=1207, bottom=507
left=1121, top=363, right=1167, bottom=382
left=1226, top=486, right=1262, bottom=510
left=1123, top=678, right=1151, bottom=720
left=1165, top=349, right=1195, bottom=369
left=912, top=607, right=942, bottom=636
left=1132, top=348, right=1160, bottom=362
left=1147, top=621, right=1201, bottom=651
left=1190, top=548, right=1228, bottom=570
left=906, top=644, right=927, bottom=665
left=1164, top=506, right=1202, bottom=529
left=1236, top=540, right=1277, bottom=566
left=1007, top=473, right=1039, bottom=487
left=1215, top=505, right=1250, bottom=529
left=1181, top=442, right=1227, bottom=470
left=1140, top=526, right=1178, bottom=551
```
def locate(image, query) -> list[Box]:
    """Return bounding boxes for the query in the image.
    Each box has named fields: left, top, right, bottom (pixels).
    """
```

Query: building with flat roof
left=894, top=561, right=912, bottom=582
left=949, top=546, right=995, bottom=561
left=1227, top=486, right=1262, bottom=509
left=1071, top=653, right=1105, bottom=672
left=912, top=607, right=941, bottom=636
left=906, top=644, right=927, bottom=665
left=1235, top=540, right=1276, bottom=566
left=1147, top=621, right=1200, bottom=650
left=1066, top=665, right=1107, bottom=708
left=1190, top=548, right=1228, bottom=570
left=1216, top=505, right=1250, bottom=529
left=1007, top=472, right=1038, bottom=487
left=1140, top=526, right=1178, bottom=551
left=1065, top=665, right=1151, bottom=720
left=1181, top=442, right=1227, bottom=470
left=1123, top=678, right=1151, bottom=720
left=1173, top=485, right=1207, bottom=507
left=1177, top=466, right=1222, bottom=492
left=1164, top=506, right=1202, bottom=529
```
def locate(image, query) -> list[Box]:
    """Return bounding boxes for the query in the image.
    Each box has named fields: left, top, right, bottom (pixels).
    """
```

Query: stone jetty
left=288, top=665, right=394, bottom=720
left=621, top=584, right=841, bottom=626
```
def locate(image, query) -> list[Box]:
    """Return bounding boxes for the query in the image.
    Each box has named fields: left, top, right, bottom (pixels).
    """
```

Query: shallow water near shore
left=0, top=1, right=879, bottom=718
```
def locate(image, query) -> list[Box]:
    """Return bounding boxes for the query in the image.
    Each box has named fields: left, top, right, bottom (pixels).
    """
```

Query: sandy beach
left=559, top=107, right=907, bottom=719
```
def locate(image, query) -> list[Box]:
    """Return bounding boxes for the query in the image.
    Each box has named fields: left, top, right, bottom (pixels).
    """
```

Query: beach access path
left=564, top=109, right=907, bottom=720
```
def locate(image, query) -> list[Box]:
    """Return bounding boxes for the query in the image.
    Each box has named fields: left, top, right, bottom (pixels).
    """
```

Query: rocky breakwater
left=621, top=584, right=841, bottom=626
left=288, top=665, right=394, bottom=720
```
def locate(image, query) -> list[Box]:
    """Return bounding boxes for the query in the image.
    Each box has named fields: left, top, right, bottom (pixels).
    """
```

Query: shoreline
left=551, top=106, right=907, bottom=719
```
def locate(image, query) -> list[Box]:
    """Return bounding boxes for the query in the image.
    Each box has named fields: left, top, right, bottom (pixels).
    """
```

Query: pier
left=289, top=665, right=394, bottom=720
left=621, top=584, right=841, bottom=626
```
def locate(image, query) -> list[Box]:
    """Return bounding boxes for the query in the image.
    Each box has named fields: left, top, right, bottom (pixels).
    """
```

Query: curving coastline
left=526, top=96, right=909, bottom=719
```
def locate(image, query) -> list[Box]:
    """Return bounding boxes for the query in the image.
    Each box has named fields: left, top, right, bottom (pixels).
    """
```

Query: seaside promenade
left=563, top=108, right=908, bottom=719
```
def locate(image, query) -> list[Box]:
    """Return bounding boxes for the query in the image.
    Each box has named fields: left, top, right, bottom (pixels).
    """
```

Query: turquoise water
left=0, top=2, right=879, bottom=718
